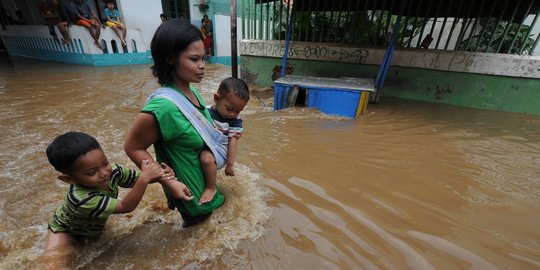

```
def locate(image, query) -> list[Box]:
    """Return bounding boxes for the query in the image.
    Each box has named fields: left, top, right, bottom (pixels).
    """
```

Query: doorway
left=161, top=0, right=190, bottom=20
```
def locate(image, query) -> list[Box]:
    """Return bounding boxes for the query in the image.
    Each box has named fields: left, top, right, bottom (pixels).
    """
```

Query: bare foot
left=199, top=187, right=216, bottom=205
left=121, top=40, right=127, bottom=47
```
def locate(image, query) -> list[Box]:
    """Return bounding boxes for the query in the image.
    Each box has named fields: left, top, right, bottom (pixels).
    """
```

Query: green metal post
left=508, top=0, right=534, bottom=54
left=312, top=0, right=320, bottom=42
left=247, top=0, right=251, bottom=39
left=353, top=0, right=367, bottom=43
left=408, top=0, right=424, bottom=48
left=377, top=0, right=388, bottom=45
left=319, top=1, right=326, bottom=42
left=297, top=0, right=305, bottom=41
left=266, top=2, right=270, bottom=40
left=521, top=10, right=540, bottom=54
left=473, top=0, right=497, bottom=52
left=464, top=0, right=487, bottom=51
left=279, top=0, right=283, bottom=40
left=455, top=0, right=475, bottom=49
left=368, top=0, right=378, bottom=45
left=242, top=0, right=245, bottom=39
left=305, top=0, right=313, bottom=42
left=385, top=0, right=396, bottom=47
left=260, top=2, right=263, bottom=40
left=444, top=0, right=465, bottom=50
left=273, top=1, right=278, bottom=40
left=343, top=0, right=354, bottom=43
left=399, top=0, right=414, bottom=46
left=417, top=0, right=432, bottom=48
left=496, top=0, right=521, bottom=53
left=328, top=0, right=337, bottom=42
left=435, top=0, right=453, bottom=49
left=428, top=0, right=443, bottom=37
left=335, top=0, right=345, bottom=42
left=484, top=1, right=509, bottom=52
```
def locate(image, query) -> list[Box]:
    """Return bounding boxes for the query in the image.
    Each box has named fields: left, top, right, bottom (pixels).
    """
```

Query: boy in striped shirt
left=42, top=131, right=193, bottom=266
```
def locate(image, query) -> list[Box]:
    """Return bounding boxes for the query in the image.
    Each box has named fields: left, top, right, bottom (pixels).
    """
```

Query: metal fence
left=242, top=0, right=540, bottom=55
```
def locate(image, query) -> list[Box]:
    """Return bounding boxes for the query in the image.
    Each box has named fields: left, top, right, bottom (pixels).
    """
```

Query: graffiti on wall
left=240, top=41, right=370, bottom=64
left=240, top=40, right=540, bottom=79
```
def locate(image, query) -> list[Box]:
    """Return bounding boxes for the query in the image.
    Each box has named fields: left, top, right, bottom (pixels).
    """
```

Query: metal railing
left=242, top=0, right=540, bottom=55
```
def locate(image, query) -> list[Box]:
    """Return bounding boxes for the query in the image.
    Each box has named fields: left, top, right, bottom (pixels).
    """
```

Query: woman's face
left=173, top=40, right=205, bottom=84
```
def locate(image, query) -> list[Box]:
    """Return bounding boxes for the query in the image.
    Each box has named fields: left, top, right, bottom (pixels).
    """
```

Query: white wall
left=215, top=14, right=242, bottom=57
left=116, top=0, right=162, bottom=50
left=190, top=0, right=204, bottom=26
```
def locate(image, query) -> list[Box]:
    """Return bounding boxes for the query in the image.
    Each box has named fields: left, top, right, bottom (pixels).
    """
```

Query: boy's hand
left=140, top=159, right=163, bottom=183
left=225, top=164, right=235, bottom=176
left=159, top=163, right=177, bottom=182
left=167, top=181, right=194, bottom=201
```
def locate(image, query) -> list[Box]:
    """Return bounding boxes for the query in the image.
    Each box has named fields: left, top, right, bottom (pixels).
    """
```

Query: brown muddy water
left=0, top=56, right=539, bottom=270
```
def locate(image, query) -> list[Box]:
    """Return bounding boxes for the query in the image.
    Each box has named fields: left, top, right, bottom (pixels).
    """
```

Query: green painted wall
left=209, top=0, right=242, bottom=15
left=241, top=55, right=540, bottom=115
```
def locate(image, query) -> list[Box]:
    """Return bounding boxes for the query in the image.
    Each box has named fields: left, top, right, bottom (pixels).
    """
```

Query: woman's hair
left=150, top=19, right=203, bottom=85
left=46, top=132, right=101, bottom=173
left=217, top=77, right=250, bottom=101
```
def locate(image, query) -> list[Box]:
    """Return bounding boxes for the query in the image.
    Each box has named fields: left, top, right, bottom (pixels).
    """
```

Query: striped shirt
left=208, top=105, right=244, bottom=137
left=48, top=163, right=139, bottom=237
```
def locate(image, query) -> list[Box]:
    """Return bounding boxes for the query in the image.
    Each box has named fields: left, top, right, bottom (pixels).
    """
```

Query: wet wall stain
left=241, top=67, right=258, bottom=85
left=434, top=84, right=452, bottom=100
left=270, top=64, right=293, bottom=81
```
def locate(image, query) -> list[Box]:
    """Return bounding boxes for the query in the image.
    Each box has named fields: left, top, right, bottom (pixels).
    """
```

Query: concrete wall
left=1, top=25, right=151, bottom=65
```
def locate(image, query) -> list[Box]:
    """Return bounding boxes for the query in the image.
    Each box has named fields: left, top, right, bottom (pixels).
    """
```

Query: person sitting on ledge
left=104, top=0, right=127, bottom=47
left=70, top=0, right=103, bottom=49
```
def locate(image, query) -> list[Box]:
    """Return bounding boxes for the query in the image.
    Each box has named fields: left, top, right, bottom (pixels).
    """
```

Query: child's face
left=172, top=40, right=205, bottom=84
left=214, top=91, right=248, bottom=120
left=107, top=3, right=114, bottom=10
left=62, top=148, right=112, bottom=190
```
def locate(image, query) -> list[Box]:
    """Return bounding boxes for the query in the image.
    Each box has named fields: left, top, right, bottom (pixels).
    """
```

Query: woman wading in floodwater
left=124, top=20, right=225, bottom=226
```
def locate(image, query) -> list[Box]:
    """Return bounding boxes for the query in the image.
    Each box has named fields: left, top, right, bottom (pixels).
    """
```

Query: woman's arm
left=124, top=112, right=194, bottom=201
left=124, top=113, right=160, bottom=168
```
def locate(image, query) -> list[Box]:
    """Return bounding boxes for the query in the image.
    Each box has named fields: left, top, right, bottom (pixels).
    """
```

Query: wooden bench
left=273, top=75, right=375, bottom=118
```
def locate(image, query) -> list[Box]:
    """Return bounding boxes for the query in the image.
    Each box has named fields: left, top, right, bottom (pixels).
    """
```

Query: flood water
left=1, top=55, right=539, bottom=269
